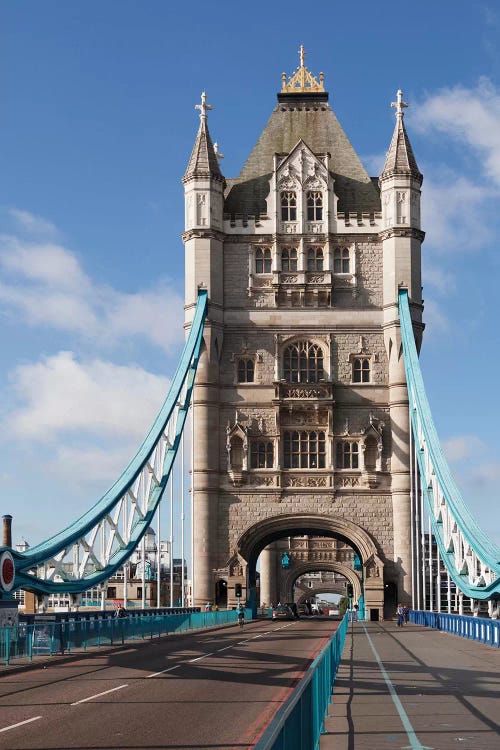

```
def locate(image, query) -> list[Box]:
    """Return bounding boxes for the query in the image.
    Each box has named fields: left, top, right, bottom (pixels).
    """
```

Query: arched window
left=281, top=192, right=297, bottom=221
left=307, top=246, right=323, bottom=272
left=230, top=436, right=244, bottom=472
left=333, top=247, right=350, bottom=274
left=336, top=441, right=359, bottom=469
left=364, top=435, right=378, bottom=472
left=352, top=358, right=370, bottom=383
left=281, top=247, right=298, bottom=272
left=307, top=191, right=323, bottom=220
left=284, top=430, right=326, bottom=469
left=237, top=359, right=254, bottom=383
left=283, top=341, right=324, bottom=383
left=255, top=247, right=271, bottom=274
left=250, top=441, right=274, bottom=469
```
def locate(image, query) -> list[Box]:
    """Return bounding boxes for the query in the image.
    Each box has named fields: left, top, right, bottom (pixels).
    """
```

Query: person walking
left=396, top=603, right=404, bottom=627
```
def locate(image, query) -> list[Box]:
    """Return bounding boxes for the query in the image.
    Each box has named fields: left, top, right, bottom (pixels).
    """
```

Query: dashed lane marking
left=146, top=665, right=180, bottom=678
left=71, top=684, right=128, bottom=705
left=0, top=716, right=42, bottom=733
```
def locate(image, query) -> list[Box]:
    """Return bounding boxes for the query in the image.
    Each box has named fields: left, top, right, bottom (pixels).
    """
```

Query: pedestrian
left=396, top=603, right=404, bottom=627
left=237, top=603, right=245, bottom=629
left=403, top=605, right=409, bottom=624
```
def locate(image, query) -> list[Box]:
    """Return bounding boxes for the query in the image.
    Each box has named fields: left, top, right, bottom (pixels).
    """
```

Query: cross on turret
left=195, top=91, right=213, bottom=121
left=391, top=89, right=408, bottom=117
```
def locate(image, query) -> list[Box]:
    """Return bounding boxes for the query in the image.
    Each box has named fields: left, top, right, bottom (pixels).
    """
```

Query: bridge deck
left=322, top=620, right=500, bottom=750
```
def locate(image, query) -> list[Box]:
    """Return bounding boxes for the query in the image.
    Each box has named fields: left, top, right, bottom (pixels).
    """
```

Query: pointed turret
left=183, top=92, right=225, bottom=317
left=381, top=90, right=422, bottom=181
left=183, top=92, right=224, bottom=183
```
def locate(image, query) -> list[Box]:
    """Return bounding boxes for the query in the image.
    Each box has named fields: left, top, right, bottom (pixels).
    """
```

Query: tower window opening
left=255, top=247, right=272, bottom=274
left=307, top=246, right=324, bottom=272
left=237, top=358, right=255, bottom=383
left=284, top=430, right=326, bottom=469
left=283, top=341, right=324, bottom=383
left=352, top=358, right=371, bottom=383
left=336, top=441, right=359, bottom=469
left=250, top=441, right=274, bottom=469
left=281, top=247, right=298, bottom=272
left=333, top=247, right=350, bottom=274
left=307, top=191, right=323, bottom=220
left=281, top=191, right=297, bottom=221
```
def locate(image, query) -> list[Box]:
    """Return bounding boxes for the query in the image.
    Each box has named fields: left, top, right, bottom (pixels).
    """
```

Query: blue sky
left=1, top=0, right=500, bottom=557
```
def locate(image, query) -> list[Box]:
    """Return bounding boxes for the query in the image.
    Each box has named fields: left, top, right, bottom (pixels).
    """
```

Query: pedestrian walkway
left=321, top=620, right=500, bottom=750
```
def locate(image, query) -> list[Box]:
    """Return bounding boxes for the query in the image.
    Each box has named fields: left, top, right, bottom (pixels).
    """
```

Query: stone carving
left=284, top=386, right=326, bottom=399
left=307, top=274, right=325, bottom=284
left=283, top=475, right=328, bottom=488
left=335, top=475, right=360, bottom=488
left=281, top=274, right=299, bottom=284
left=249, top=475, right=275, bottom=487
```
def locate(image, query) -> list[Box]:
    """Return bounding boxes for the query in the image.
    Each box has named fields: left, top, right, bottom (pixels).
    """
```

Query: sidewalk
left=321, top=620, right=500, bottom=750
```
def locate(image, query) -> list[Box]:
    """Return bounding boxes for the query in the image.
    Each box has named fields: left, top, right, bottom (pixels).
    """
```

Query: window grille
left=281, top=192, right=297, bottom=221
left=281, top=247, right=298, bottom=272
left=284, top=430, right=326, bottom=469
left=238, top=359, right=255, bottom=383
left=307, top=246, right=324, bottom=272
left=283, top=341, right=324, bottom=383
left=255, top=247, right=272, bottom=274
left=250, top=441, right=274, bottom=469
left=307, top=191, right=323, bottom=220
left=352, top=358, right=371, bottom=383
left=336, top=441, right=359, bottom=469
left=333, top=247, right=350, bottom=273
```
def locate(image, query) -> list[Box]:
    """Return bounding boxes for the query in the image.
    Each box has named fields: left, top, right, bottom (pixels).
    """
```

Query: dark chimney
left=2, top=515, right=12, bottom=547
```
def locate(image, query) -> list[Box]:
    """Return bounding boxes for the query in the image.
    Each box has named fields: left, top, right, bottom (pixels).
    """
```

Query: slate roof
left=184, top=118, right=223, bottom=182
left=224, top=93, right=381, bottom=217
left=382, top=113, right=422, bottom=180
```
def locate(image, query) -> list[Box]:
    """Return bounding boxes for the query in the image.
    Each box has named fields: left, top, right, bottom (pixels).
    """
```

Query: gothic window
left=333, top=247, right=350, bottom=274
left=281, top=191, right=297, bottom=221
left=250, top=441, right=274, bottom=469
left=352, top=358, right=371, bottom=383
left=230, top=436, right=244, bottom=472
left=284, top=431, right=326, bottom=469
left=283, top=341, right=324, bottom=383
left=307, top=246, right=324, bottom=272
left=336, top=441, right=359, bottom=469
left=281, top=247, right=298, bottom=272
left=237, top=359, right=254, bottom=383
left=364, top=435, right=378, bottom=472
left=255, top=247, right=272, bottom=274
left=107, top=587, right=117, bottom=599
left=307, top=191, right=323, bottom=220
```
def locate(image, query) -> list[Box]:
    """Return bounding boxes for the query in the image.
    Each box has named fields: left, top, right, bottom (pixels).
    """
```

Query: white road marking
left=188, top=651, right=215, bottom=662
left=0, top=716, right=42, bottom=733
left=71, top=684, right=128, bottom=705
left=146, top=665, right=180, bottom=678
left=216, top=645, right=234, bottom=652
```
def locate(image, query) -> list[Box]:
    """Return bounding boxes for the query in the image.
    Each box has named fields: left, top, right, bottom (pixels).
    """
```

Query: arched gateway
left=183, top=52, right=423, bottom=619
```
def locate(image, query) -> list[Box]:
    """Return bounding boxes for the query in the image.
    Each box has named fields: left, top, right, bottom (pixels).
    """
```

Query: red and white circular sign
left=0, top=551, right=15, bottom=592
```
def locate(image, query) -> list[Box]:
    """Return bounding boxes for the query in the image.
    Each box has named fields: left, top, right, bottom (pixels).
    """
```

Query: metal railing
left=411, top=610, right=500, bottom=648
left=254, top=614, right=348, bottom=750
left=0, top=608, right=250, bottom=666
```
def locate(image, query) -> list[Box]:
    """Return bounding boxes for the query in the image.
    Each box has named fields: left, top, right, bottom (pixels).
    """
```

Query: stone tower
left=183, top=52, right=423, bottom=619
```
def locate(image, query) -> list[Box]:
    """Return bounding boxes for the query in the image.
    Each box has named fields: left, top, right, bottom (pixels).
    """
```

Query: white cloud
left=8, top=208, right=59, bottom=238
left=421, top=173, right=493, bottom=253
left=472, top=462, right=500, bottom=485
left=443, top=435, right=486, bottom=463
left=361, top=152, right=386, bottom=176
left=423, top=260, right=456, bottom=295
left=423, top=298, right=449, bottom=334
left=6, top=351, right=170, bottom=442
left=413, top=78, right=500, bottom=185
left=0, top=232, right=184, bottom=351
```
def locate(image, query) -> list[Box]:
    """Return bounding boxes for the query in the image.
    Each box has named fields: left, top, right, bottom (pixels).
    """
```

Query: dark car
left=272, top=604, right=295, bottom=620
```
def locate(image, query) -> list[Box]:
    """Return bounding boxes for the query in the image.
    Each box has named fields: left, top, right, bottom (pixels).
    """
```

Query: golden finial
left=281, top=45, right=325, bottom=93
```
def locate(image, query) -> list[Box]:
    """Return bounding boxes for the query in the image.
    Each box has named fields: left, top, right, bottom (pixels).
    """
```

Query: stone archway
left=231, top=512, right=384, bottom=619
left=283, top=560, right=362, bottom=603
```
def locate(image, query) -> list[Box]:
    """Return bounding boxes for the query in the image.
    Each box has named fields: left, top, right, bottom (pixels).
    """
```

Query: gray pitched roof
left=225, top=95, right=381, bottom=217
left=183, top=119, right=224, bottom=182
left=382, top=114, right=422, bottom=180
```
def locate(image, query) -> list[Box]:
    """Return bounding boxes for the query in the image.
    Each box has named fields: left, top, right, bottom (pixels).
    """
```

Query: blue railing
left=254, top=614, right=348, bottom=750
left=411, top=610, right=500, bottom=648
left=0, top=608, right=250, bottom=666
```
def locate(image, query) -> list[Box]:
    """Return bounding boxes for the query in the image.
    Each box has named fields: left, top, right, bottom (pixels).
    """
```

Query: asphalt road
left=0, top=617, right=339, bottom=750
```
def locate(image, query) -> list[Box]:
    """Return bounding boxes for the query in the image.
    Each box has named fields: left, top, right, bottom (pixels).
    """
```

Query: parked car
left=272, top=604, right=295, bottom=620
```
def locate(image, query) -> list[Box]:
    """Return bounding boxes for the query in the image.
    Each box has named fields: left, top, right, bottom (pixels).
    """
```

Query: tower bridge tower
left=183, top=51, right=423, bottom=619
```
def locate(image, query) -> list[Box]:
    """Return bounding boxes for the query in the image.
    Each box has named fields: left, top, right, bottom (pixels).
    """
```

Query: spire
left=183, top=92, right=224, bottom=183
left=280, top=44, right=325, bottom=94
left=381, top=89, right=422, bottom=182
